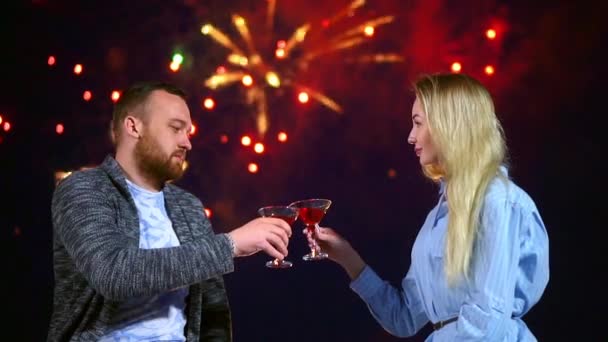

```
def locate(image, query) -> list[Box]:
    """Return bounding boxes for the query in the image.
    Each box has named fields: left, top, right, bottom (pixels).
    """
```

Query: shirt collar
left=437, top=164, right=509, bottom=196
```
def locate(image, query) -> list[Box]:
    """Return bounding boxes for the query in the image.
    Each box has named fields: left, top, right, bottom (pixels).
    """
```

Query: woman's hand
left=309, top=226, right=367, bottom=280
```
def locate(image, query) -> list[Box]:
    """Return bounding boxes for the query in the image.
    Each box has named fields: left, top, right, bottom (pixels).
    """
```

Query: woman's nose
left=407, top=131, right=415, bottom=144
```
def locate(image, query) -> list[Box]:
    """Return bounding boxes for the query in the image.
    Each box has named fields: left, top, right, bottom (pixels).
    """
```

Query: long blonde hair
left=414, top=74, right=506, bottom=285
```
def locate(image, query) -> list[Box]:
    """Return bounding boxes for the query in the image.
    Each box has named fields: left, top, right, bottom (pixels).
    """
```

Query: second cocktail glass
left=289, top=199, right=332, bottom=261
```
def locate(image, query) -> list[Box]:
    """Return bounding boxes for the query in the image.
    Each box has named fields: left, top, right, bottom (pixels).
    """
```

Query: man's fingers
left=259, top=217, right=292, bottom=236
left=261, top=240, right=284, bottom=260
left=270, top=226, right=290, bottom=246
left=265, top=232, right=288, bottom=256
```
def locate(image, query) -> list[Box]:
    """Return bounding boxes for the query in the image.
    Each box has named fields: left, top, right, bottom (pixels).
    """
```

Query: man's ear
left=124, top=115, right=142, bottom=139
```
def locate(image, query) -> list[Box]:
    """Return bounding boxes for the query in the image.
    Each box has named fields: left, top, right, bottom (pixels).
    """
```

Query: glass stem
left=307, top=224, right=320, bottom=256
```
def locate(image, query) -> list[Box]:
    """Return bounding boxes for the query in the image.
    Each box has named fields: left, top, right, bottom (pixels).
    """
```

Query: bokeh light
left=203, top=97, right=215, bottom=110
left=241, top=135, right=252, bottom=146
left=242, top=75, right=253, bottom=86
left=111, top=90, right=121, bottom=102
left=277, top=131, right=288, bottom=142
left=56, top=123, right=64, bottom=135
left=298, top=92, right=309, bottom=103
left=248, top=163, right=259, bottom=173
left=486, top=29, right=497, bottom=40
left=484, top=65, right=495, bottom=75
left=254, top=143, right=265, bottom=154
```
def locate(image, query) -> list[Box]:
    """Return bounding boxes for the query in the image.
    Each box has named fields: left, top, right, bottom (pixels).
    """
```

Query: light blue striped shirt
left=351, top=168, right=549, bottom=341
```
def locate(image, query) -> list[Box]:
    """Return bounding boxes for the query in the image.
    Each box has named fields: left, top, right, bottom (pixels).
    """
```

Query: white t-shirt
left=99, top=180, right=188, bottom=341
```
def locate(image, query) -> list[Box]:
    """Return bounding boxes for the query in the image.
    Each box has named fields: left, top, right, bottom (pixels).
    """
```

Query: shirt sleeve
left=454, top=195, right=549, bottom=340
left=350, top=265, right=429, bottom=337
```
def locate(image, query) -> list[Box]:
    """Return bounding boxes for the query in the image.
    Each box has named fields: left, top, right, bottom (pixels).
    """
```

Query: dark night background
left=1, top=0, right=605, bottom=340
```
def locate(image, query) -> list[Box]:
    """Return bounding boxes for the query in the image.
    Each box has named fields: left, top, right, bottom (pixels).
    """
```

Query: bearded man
left=48, top=82, right=291, bottom=342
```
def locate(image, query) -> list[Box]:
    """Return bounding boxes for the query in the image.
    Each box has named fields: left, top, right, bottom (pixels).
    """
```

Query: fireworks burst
left=201, top=0, right=403, bottom=137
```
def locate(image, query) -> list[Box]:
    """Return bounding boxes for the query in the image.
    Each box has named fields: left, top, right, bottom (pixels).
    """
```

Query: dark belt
left=433, top=316, right=458, bottom=330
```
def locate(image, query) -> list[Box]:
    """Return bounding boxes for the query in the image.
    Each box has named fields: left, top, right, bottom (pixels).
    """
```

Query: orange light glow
left=203, top=98, right=215, bottom=110
left=83, top=90, right=92, bottom=101
left=74, top=64, right=83, bottom=75
left=486, top=29, right=497, bottom=40
left=277, top=131, right=288, bottom=142
left=111, top=90, right=121, bottom=102
left=169, top=61, right=180, bottom=72
left=364, top=26, right=375, bottom=37
left=451, top=62, right=462, bottom=73
left=248, top=163, right=259, bottom=173
left=56, top=124, right=64, bottom=135
left=0, top=115, right=3, bottom=125
left=298, top=91, right=309, bottom=103
left=275, top=48, right=286, bottom=59
left=277, top=40, right=286, bottom=49
left=242, top=75, right=253, bottom=86
left=3, top=122, right=11, bottom=132
left=216, top=66, right=226, bottom=74
left=484, top=65, right=495, bottom=75
left=254, top=143, right=265, bottom=154
left=241, top=135, right=252, bottom=146
left=204, top=208, right=212, bottom=218
left=48, top=56, right=56, bottom=66
left=190, top=124, right=197, bottom=136
left=220, top=134, right=229, bottom=144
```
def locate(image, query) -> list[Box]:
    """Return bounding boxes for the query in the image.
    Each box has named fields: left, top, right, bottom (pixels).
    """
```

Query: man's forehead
left=144, top=91, right=190, bottom=117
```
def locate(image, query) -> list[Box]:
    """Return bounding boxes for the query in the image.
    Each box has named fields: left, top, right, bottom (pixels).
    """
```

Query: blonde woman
left=314, top=73, right=549, bottom=341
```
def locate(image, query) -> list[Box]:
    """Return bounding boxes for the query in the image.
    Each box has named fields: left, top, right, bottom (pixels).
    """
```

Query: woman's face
left=408, top=97, right=438, bottom=166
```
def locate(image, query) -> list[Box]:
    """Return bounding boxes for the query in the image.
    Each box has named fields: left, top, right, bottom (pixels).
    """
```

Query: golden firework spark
left=201, top=0, right=403, bottom=137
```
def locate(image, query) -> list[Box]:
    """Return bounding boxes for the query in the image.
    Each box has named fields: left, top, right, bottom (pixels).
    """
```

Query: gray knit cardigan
left=48, top=155, right=234, bottom=341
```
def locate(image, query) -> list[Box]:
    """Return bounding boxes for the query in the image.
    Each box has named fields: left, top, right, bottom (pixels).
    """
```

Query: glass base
left=266, top=259, right=293, bottom=268
left=302, top=252, right=328, bottom=261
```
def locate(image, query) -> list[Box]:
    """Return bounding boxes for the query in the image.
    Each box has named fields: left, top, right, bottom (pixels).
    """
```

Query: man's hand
left=228, top=217, right=292, bottom=259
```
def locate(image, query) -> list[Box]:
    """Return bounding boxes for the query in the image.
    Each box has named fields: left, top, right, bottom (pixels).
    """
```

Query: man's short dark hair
left=111, top=81, right=187, bottom=144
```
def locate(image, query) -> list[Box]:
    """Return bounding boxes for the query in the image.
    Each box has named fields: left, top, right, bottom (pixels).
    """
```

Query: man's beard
left=134, top=133, right=186, bottom=185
